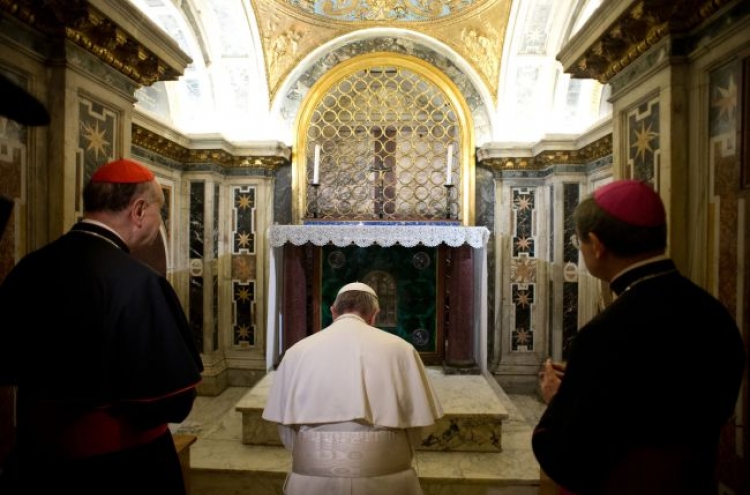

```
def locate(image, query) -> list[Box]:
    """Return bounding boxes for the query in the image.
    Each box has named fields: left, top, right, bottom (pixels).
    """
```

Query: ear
left=588, top=232, right=606, bottom=259
left=366, top=309, right=380, bottom=326
left=330, top=306, right=339, bottom=320
left=132, top=198, right=148, bottom=224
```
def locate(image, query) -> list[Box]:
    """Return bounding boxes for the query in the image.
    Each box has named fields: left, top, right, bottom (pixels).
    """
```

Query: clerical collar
left=71, top=221, right=129, bottom=252
left=80, top=219, right=125, bottom=241
left=610, top=257, right=678, bottom=295
left=609, top=254, right=669, bottom=282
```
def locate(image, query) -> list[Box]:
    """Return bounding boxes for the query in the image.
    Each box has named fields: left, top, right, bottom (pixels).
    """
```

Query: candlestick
left=313, top=144, right=321, bottom=185
left=369, top=166, right=391, bottom=219
left=310, top=183, right=320, bottom=218
left=445, top=143, right=454, bottom=185
left=444, top=183, right=455, bottom=219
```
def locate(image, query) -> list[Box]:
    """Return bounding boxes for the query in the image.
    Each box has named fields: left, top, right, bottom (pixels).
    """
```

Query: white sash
left=292, top=427, right=413, bottom=478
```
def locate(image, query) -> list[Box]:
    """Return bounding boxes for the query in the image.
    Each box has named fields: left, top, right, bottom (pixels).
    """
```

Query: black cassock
left=532, top=258, right=745, bottom=495
left=0, top=221, right=203, bottom=494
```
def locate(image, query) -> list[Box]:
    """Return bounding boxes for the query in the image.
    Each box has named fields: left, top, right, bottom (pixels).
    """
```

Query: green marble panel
left=321, top=244, right=438, bottom=353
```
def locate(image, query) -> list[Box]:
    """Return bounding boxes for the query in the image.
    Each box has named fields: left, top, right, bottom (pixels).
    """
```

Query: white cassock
left=262, top=313, right=444, bottom=495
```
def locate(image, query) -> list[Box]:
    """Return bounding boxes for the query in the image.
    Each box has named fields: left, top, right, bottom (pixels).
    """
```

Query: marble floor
left=172, top=372, right=548, bottom=495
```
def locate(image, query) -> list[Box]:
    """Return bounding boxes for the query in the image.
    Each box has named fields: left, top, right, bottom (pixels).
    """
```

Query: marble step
left=236, top=367, right=510, bottom=452
left=182, top=384, right=540, bottom=495
left=190, top=445, right=540, bottom=495
left=173, top=383, right=545, bottom=495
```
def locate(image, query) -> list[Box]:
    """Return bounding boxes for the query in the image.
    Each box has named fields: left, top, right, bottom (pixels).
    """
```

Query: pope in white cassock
left=262, top=282, right=444, bottom=494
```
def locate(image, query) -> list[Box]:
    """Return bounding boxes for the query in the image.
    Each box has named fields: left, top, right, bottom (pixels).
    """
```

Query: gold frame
left=293, top=51, right=475, bottom=225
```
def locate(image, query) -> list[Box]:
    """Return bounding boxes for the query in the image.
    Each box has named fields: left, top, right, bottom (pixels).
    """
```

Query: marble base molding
left=236, top=368, right=509, bottom=453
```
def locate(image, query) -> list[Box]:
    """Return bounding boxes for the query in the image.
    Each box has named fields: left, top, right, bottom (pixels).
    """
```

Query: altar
left=265, top=222, right=490, bottom=373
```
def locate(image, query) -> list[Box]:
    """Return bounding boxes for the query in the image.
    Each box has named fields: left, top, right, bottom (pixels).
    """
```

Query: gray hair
left=332, top=290, right=379, bottom=319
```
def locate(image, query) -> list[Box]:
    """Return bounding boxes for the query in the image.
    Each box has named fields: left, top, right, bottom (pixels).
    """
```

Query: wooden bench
left=173, top=433, right=198, bottom=495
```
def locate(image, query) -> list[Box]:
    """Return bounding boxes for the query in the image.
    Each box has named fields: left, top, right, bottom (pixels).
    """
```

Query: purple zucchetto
left=593, top=179, right=666, bottom=227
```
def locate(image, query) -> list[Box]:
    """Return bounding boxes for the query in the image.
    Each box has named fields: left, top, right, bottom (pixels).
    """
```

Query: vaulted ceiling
left=128, top=0, right=608, bottom=145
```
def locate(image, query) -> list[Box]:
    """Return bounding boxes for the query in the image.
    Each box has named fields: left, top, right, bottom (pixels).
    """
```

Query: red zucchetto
left=593, top=179, right=666, bottom=227
left=91, top=158, right=155, bottom=183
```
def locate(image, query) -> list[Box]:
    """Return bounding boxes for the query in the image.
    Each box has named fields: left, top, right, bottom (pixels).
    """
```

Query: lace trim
left=269, top=224, right=489, bottom=248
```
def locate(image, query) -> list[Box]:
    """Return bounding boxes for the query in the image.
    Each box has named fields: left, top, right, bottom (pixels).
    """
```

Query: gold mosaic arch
left=250, top=0, right=512, bottom=103
left=293, top=52, right=475, bottom=225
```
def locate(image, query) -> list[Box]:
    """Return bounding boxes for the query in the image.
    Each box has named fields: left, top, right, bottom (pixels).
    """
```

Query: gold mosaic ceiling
left=251, top=0, right=512, bottom=102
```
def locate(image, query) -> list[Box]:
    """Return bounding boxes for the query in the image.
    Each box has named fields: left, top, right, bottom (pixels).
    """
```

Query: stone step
left=173, top=379, right=544, bottom=495
left=189, top=444, right=539, bottom=495
left=235, top=367, right=510, bottom=452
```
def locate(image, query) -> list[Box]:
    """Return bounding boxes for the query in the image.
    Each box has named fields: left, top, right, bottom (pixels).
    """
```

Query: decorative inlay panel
left=78, top=97, right=116, bottom=182
left=627, top=97, right=660, bottom=184
left=510, top=187, right=536, bottom=352
left=232, top=185, right=258, bottom=347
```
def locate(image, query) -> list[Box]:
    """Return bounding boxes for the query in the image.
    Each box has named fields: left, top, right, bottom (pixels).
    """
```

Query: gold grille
left=304, top=65, right=460, bottom=220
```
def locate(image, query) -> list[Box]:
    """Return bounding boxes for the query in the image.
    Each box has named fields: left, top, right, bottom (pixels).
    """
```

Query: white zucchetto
left=337, top=282, right=378, bottom=298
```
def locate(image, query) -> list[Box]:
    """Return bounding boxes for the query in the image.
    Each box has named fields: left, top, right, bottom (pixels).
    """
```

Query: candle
left=445, top=144, right=454, bottom=185
left=313, top=144, right=321, bottom=184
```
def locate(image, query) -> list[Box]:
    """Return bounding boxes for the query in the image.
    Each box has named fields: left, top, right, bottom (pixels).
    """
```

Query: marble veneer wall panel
left=0, top=69, right=30, bottom=279
left=475, top=164, right=496, bottom=357
left=212, top=183, right=220, bottom=351
left=189, top=181, right=205, bottom=351
left=561, top=183, right=580, bottom=360
left=708, top=61, right=746, bottom=479
left=709, top=59, right=743, bottom=316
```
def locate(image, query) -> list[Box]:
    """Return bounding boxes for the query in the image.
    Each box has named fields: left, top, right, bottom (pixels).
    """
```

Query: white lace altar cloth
left=269, top=224, right=490, bottom=248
